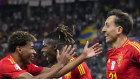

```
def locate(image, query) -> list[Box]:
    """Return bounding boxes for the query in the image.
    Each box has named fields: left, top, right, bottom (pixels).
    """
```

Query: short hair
left=107, top=9, right=133, bottom=35
left=8, top=31, right=37, bottom=52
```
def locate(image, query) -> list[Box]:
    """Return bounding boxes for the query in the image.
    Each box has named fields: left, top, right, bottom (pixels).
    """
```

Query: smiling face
left=102, top=15, right=121, bottom=45
left=41, top=39, right=57, bottom=64
left=19, top=42, right=36, bottom=64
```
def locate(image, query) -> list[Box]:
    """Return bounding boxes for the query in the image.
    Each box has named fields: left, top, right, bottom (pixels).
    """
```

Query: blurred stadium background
left=0, top=0, right=139, bottom=79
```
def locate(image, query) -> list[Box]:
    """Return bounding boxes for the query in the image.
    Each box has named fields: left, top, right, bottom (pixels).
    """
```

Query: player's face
left=41, top=40, right=57, bottom=64
left=20, top=42, right=36, bottom=64
left=102, top=16, right=119, bottom=44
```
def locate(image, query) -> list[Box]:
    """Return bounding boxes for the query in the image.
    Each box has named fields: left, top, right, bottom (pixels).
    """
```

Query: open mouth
left=42, top=52, right=49, bottom=61
left=46, top=57, right=49, bottom=61
left=43, top=52, right=46, bottom=56
left=30, top=56, right=34, bottom=61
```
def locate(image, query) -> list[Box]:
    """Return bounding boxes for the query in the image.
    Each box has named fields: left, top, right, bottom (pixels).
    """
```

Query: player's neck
left=112, top=35, right=127, bottom=49
left=11, top=53, right=24, bottom=68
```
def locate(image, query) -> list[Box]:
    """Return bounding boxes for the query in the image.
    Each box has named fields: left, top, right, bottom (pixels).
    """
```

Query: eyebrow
left=105, top=22, right=108, bottom=26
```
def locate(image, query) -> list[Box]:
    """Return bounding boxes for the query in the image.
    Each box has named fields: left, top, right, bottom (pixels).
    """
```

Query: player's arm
left=54, top=41, right=102, bottom=78
left=16, top=45, right=75, bottom=79
left=131, top=42, right=140, bottom=62
left=16, top=64, right=64, bottom=79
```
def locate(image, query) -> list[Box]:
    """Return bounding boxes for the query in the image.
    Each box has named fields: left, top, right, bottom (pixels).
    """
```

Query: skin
left=102, top=15, right=128, bottom=49
left=12, top=40, right=102, bottom=79
left=13, top=41, right=74, bottom=79
left=41, top=41, right=103, bottom=77
left=41, top=42, right=58, bottom=64
left=12, top=42, right=36, bottom=67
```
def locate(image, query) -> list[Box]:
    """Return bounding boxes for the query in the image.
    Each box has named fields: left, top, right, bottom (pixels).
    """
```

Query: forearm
left=54, top=54, right=86, bottom=78
left=16, top=64, right=65, bottom=79
left=36, top=64, right=64, bottom=79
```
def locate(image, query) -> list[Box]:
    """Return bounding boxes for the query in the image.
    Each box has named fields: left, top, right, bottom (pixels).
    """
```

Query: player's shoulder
left=0, top=55, right=15, bottom=73
left=126, top=41, right=140, bottom=51
left=0, top=55, right=12, bottom=66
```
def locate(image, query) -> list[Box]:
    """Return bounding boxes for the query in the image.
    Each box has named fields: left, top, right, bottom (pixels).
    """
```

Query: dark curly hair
left=8, top=31, right=37, bottom=52
left=107, top=9, right=133, bottom=35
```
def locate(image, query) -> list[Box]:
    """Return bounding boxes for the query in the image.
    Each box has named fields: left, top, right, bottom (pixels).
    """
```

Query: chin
left=106, top=38, right=112, bottom=43
left=106, top=39, right=110, bottom=43
left=27, top=60, right=33, bottom=64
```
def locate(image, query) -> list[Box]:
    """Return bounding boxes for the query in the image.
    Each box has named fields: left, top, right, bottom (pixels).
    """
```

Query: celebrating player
left=0, top=30, right=102, bottom=79
left=102, top=9, right=140, bottom=79
left=42, top=25, right=95, bottom=79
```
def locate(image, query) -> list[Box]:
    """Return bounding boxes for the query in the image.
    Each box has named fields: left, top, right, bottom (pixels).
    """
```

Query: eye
left=31, top=47, right=34, bottom=49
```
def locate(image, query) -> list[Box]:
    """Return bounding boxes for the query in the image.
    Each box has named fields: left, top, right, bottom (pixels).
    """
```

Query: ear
left=117, top=26, right=123, bottom=34
left=53, top=44, right=58, bottom=50
left=16, top=46, right=23, bottom=54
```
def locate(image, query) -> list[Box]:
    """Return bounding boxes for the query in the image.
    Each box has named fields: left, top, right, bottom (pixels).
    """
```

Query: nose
left=102, top=25, right=106, bottom=32
left=41, top=48, right=44, bottom=53
left=33, top=49, right=36, bottom=54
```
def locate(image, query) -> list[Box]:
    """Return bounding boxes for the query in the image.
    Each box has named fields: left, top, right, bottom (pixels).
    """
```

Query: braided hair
left=43, top=25, right=75, bottom=50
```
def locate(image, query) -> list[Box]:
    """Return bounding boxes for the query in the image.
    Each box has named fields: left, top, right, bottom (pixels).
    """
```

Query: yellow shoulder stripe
left=8, top=58, right=14, bottom=64
left=8, top=56, right=16, bottom=64
left=128, top=42, right=140, bottom=52
left=78, top=64, right=85, bottom=75
left=122, top=40, right=130, bottom=47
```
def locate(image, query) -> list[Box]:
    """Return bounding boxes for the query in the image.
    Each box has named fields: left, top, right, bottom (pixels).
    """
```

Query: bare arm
left=54, top=41, right=103, bottom=77
left=16, top=64, right=63, bottom=79
left=16, top=45, right=75, bottom=79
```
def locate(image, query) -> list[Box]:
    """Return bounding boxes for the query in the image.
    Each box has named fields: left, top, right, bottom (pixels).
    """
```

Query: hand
left=56, top=45, right=75, bottom=66
left=82, top=41, right=102, bottom=59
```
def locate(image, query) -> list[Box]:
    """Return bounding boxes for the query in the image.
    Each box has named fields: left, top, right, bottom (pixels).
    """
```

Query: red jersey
left=0, top=54, right=43, bottom=79
left=106, top=39, right=140, bottom=79
left=54, top=57, right=92, bottom=79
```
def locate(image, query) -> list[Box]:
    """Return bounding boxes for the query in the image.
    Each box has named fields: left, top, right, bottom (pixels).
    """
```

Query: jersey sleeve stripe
left=122, top=40, right=130, bottom=47
left=10, top=56, right=16, bottom=64
left=129, top=42, right=140, bottom=52
left=70, top=57, right=75, bottom=62
left=78, top=64, right=85, bottom=75
left=78, top=65, right=82, bottom=75
left=78, top=65, right=84, bottom=75
left=133, top=42, right=140, bottom=47
left=8, top=58, right=14, bottom=64
left=130, top=42, right=140, bottom=49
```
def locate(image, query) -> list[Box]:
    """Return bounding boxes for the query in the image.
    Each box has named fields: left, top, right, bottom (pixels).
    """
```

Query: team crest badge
left=14, top=64, right=22, bottom=70
left=118, top=52, right=123, bottom=67
left=111, top=61, right=116, bottom=70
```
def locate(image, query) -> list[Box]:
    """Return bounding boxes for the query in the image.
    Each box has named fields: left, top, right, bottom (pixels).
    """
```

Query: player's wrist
left=79, top=53, right=87, bottom=61
left=57, top=62, right=65, bottom=67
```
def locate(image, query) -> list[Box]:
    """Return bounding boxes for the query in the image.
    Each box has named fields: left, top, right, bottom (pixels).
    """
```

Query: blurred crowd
left=0, top=0, right=140, bottom=79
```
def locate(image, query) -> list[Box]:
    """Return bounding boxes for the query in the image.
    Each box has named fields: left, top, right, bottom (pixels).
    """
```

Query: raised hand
left=56, top=45, right=75, bottom=66
left=82, top=41, right=103, bottom=59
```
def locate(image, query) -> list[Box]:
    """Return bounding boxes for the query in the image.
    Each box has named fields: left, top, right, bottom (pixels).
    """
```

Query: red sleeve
left=129, top=42, right=140, bottom=62
left=127, top=42, right=140, bottom=63
left=72, top=62, right=92, bottom=79
left=25, top=64, right=43, bottom=76
left=0, top=62, right=26, bottom=79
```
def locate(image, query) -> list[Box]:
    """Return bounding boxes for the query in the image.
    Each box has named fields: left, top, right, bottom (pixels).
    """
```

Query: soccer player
left=102, top=9, right=140, bottom=79
left=42, top=25, right=94, bottom=79
left=0, top=31, right=102, bottom=79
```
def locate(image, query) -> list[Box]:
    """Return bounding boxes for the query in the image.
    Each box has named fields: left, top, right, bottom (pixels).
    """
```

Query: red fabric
left=106, top=39, right=140, bottom=79
left=0, top=54, right=43, bottom=79
left=55, top=57, right=92, bottom=79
